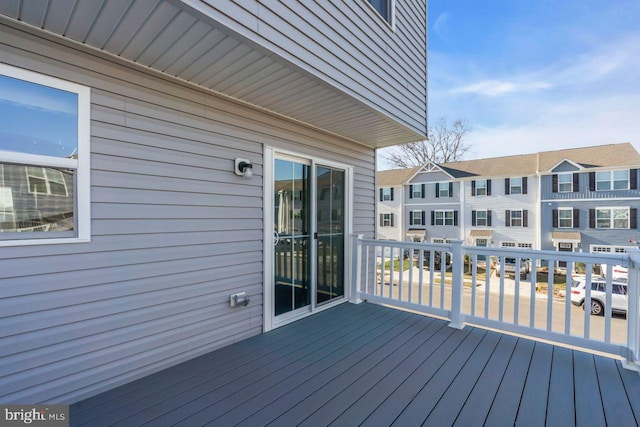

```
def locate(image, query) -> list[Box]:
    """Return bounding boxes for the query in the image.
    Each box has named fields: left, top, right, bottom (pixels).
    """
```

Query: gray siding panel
left=0, top=21, right=375, bottom=404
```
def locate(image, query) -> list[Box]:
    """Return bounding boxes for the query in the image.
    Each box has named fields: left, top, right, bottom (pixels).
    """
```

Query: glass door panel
left=274, top=159, right=311, bottom=316
left=316, top=165, right=345, bottom=304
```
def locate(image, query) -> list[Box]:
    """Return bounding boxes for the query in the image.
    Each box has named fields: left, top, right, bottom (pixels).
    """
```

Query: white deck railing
left=350, top=235, right=640, bottom=371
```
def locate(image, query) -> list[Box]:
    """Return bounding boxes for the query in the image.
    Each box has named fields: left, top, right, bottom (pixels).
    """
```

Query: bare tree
left=384, top=117, right=471, bottom=168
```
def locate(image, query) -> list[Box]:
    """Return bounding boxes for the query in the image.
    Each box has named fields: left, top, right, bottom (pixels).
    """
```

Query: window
left=558, top=173, right=573, bottom=192
left=596, top=170, right=629, bottom=191
left=410, top=184, right=424, bottom=199
left=509, top=177, right=522, bottom=194
left=366, top=0, right=393, bottom=25
left=433, top=210, right=457, bottom=226
left=596, top=207, right=629, bottom=229
left=558, top=208, right=573, bottom=228
left=472, top=210, right=491, bottom=227
left=380, top=213, right=394, bottom=227
left=379, top=187, right=393, bottom=201
left=591, top=245, right=631, bottom=253
left=473, top=179, right=489, bottom=196
left=436, top=182, right=451, bottom=198
left=410, top=210, right=424, bottom=226
left=510, top=210, right=522, bottom=226
left=518, top=243, right=533, bottom=249
left=501, top=242, right=516, bottom=248
left=0, top=64, right=90, bottom=245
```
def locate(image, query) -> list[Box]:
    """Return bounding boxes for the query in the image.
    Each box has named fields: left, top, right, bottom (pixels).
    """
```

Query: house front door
left=270, top=152, right=348, bottom=327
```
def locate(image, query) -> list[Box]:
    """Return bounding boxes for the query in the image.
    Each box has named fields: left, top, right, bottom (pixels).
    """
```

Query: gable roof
left=438, top=143, right=640, bottom=179
left=377, top=166, right=422, bottom=186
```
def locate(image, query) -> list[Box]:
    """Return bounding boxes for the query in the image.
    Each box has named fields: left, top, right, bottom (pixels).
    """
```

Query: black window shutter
left=487, top=210, right=492, bottom=226
left=552, top=174, right=558, bottom=193
left=471, top=210, right=477, bottom=226
left=409, top=185, right=413, bottom=199
left=589, top=172, right=596, bottom=191
left=390, top=187, right=394, bottom=201
left=421, top=184, right=426, bottom=198
left=589, top=209, right=595, bottom=228
left=523, top=177, right=528, bottom=194
left=552, top=209, right=558, bottom=227
left=487, top=179, right=492, bottom=195
left=427, top=211, right=431, bottom=226
left=454, top=211, right=459, bottom=226
left=435, top=182, right=440, bottom=198
left=449, top=182, right=453, bottom=197
left=631, top=208, right=638, bottom=229
left=505, top=210, right=511, bottom=227
left=631, top=169, right=638, bottom=190
left=379, top=188, right=383, bottom=201
left=523, top=210, right=528, bottom=227
left=391, top=213, right=395, bottom=227
left=573, top=208, right=580, bottom=228
left=505, top=178, right=510, bottom=195
left=573, top=173, right=580, bottom=192
left=380, top=213, right=384, bottom=226
left=471, top=180, right=476, bottom=196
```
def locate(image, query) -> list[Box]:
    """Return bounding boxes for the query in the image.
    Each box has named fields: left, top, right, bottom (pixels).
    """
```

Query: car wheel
left=589, top=300, right=604, bottom=316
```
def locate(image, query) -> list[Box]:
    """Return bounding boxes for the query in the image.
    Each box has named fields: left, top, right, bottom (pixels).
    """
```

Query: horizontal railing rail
left=351, top=235, right=639, bottom=371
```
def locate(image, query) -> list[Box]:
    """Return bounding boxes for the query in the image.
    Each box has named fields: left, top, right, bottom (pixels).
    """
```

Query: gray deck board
left=573, top=351, right=606, bottom=427
left=69, top=302, right=640, bottom=427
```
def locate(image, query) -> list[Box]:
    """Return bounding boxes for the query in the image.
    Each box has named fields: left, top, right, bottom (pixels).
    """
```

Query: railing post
left=624, top=249, right=640, bottom=371
left=449, top=240, right=465, bottom=329
left=350, top=234, right=364, bottom=304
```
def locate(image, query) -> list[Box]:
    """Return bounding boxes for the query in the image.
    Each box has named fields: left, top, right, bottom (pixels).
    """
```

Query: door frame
left=263, top=146, right=353, bottom=332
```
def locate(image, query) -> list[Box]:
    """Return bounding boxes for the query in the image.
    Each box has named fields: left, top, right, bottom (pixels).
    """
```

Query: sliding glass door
left=272, top=155, right=347, bottom=319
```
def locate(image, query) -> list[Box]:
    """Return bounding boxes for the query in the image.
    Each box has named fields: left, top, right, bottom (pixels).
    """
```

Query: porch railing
left=350, top=235, right=640, bottom=371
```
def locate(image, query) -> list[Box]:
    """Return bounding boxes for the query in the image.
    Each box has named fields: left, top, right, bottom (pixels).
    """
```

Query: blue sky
left=380, top=0, right=640, bottom=167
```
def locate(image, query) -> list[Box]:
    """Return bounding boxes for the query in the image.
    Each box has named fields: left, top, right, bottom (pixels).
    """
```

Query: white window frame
left=510, top=177, right=523, bottom=194
left=435, top=210, right=454, bottom=226
left=518, top=243, right=533, bottom=249
left=438, top=182, right=450, bottom=198
left=475, top=210, right=488, bottom=227
left=381, top=187, right=392, bottom=201
left=410, top=210, right=422, bottom=226
left=381, top=213, right=392, bottom=227
left=0, top=64, right=91, bottom=246
left=558, top=173, right=573, bottom=192
left=411, top=184, right=423, bottom=199
left=596, top=170, right=629, bottom=191
left=475, top=180, right=487, bottom=196
left=510, top=210, right=523, bottom=227
left=558, top=207, right=573, bottom=228
left=501, top=242, right=516, bottom=248
left=590, top=245, right=631, bottom=254
left=596, top=207, right=630, bottom=229
left=364, top=0, right=396, bottom=30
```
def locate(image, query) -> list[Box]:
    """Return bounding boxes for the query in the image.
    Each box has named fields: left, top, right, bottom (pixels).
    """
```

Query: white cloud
left=433, top=13, right=450, bottom=42
left=451, top=79, right=552, bottom=97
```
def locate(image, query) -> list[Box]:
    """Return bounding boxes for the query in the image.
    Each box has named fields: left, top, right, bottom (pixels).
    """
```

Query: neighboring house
left=403, top=162, right=462, bottom=243
left=0, top=1, right=428, bottom=404
left=382, top=143, right=640, bottom=256
left=538, top=144, right=640, bottom=255
left=376, top=166, right=420, bottom=242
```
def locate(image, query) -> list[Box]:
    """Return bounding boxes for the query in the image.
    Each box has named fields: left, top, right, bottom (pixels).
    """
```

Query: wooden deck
left=70, top=302, right=640, bottom=426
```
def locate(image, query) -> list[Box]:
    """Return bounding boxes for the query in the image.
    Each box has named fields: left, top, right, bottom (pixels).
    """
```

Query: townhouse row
left=377, top=143, right=640, bottom=255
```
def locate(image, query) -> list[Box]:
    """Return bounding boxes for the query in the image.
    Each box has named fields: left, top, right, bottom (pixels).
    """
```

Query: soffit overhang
left=0, top=0, right=424, bottom=148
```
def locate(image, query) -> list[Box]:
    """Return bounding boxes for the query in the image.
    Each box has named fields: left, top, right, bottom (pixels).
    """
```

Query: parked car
left=570, top=278, right=628, bottom=316
left=495, top=257, right=530, bottom=279
left=600, top=264, right=628, bottom=281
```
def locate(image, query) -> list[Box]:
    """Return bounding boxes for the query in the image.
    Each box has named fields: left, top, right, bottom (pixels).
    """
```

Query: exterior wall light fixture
left=235, top=158, right=253, bottom=178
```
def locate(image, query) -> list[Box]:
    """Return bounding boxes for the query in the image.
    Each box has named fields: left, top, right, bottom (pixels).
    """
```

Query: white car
left=600, top=264, right=628, bottom=280
left=495, top=257, right=529, bottom=279
left=570, top=278, right=628, bottom=316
